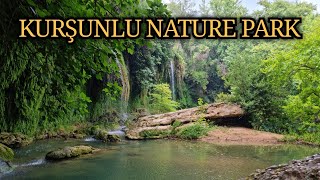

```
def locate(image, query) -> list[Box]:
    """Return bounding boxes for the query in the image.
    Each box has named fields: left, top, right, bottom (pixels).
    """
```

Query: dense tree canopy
left=1, top=0, right=320, bottom=145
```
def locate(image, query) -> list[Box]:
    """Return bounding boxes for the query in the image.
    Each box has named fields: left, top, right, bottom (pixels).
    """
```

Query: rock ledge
left=246, top=153, right=320, bottom=180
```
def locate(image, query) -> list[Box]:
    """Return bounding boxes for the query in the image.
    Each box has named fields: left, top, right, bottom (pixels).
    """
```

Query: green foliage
left=223, top=41, right=288, bottom=133
left=255, top=0, right=316, bottom=17
left=299, top=132, right=320, bottom=145
left=1, top=0, right=320, bottom=144
left=172, top=121, right=183, bottom=129
left=176, top=123, right=210, bottom=140
left=197, top=98, right=208, bottom=112
left=130, top=40, right=173, bottom=102
left=197, top=98, right=208, bottom=124
left=149, top=84, right=180, bottom=114
left=263, top=17, right=320, bottom=135
left=170, top=120, right=183, bottom=135
left=0, top=0, right=169, bottom=136
left=215, top=93, right=236, bottom=103
left=167, top=0, right=196, bottom=17
left=161, top=0, right=319, bottom=143
left=210, top=0, right=247, bottom=17
left=139, top=129, right=170, bottom=139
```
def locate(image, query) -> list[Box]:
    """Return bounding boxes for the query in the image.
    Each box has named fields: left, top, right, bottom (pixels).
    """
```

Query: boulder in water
left=0, top=160, right=14, bottom=175
left=94, top=130, right=121, bottom=142
left=0, top=132, right=32, bottom=148
left=45, top=145, right=95, bottom=160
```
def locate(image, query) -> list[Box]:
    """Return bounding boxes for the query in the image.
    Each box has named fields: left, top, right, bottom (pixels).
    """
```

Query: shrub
left=139, top=129, right=170, bottom=139
left=300, top=132, right=320, bottom=145
left=172, top=121, right=182, bottom=129
left=215, top=93, right=236, bottom=103
left=149, top=84, right=179, bottom=114
left=177, top=123, right=210, bottom=140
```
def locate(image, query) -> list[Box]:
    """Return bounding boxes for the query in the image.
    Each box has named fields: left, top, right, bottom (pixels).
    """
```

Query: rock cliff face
left=126, top=103, right=244, bottom=139
left=246, top=154, right=320, bottom=180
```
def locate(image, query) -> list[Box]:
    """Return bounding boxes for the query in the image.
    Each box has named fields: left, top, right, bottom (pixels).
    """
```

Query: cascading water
left=170, top=60, right=176, bottom=100
left=107, top=126, right=126, bottom=139
left=111, top=50, right=130, bottom=125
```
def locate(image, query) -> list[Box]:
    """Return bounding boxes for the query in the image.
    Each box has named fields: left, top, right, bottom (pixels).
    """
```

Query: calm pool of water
left=3, top=139, right=320, bottom=180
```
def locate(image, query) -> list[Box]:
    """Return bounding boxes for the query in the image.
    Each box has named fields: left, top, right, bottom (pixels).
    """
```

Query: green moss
left=93, top=128, right=120, bottom=142
left=71, top=146, right=93, bottom=156
left=46, top=146, right=94, bottom=160
left=176, top=123, right=210, bottom=140
left=170, top=121, right=183, bottom=135
left=139, top=129, right=170, bottom=139
left=0, top=143, right=14, bottom=161
left=172, top=121, right=182, bottom=129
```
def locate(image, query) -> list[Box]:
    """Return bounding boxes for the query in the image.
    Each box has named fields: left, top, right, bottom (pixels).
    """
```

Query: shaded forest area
left=1, top=0, right=320, bottom=144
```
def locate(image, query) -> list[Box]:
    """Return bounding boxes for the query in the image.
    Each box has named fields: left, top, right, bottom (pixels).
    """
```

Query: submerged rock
left=245, top=154, right=320, bottom=180
left=45, top=145, right=95, bottom=160
left=0, top=132, right=32, bottom=148
left=0, top=160, right=14, bottom=175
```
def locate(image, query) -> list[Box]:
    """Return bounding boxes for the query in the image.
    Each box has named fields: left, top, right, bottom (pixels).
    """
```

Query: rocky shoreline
left=0, top=127, right=123, bottom=175
left=245, top=154, right=320, bottom=180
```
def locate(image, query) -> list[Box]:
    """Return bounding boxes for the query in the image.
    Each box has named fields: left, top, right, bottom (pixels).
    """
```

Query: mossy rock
left=0, top=132, right=33, bottom=148
left=0, top=143, right=14, bottom=162
left=45, top=145, right=95, bottom=160
left=94, top=130, right=121, bottom=142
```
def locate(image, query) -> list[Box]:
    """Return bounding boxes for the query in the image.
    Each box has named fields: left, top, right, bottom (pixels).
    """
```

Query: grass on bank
left=282, top=132, right=320, bottom=146
left=176, top=123, right=211, bottom=140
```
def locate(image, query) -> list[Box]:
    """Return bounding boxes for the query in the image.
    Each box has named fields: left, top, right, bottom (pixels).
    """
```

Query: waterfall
left=170, top=60, right=176, bottom=100
left=112, top=50, right=130, bottom=124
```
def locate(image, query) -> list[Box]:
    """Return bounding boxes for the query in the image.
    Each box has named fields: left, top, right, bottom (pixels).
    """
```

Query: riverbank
left=199, top=127, right=284, bottom=145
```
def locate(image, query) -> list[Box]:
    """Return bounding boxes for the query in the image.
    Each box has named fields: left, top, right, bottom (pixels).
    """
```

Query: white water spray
left=170, top=60, right=176, bottom=100
left=111, top=50, right=130, bottom=124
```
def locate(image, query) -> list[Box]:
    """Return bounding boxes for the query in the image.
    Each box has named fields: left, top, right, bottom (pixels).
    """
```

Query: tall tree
left=167, top=0, right=196, bottom=16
